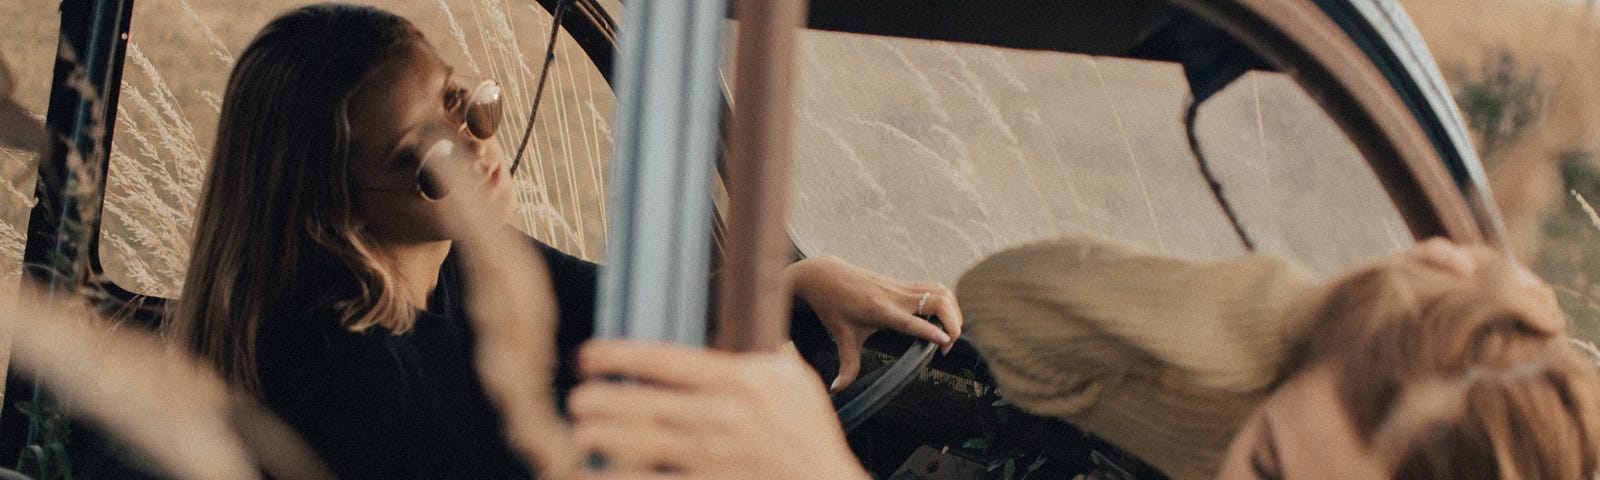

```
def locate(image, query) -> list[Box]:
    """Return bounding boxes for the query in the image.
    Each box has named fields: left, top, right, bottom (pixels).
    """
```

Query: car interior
left=1, top=0, right=1503, bottom=478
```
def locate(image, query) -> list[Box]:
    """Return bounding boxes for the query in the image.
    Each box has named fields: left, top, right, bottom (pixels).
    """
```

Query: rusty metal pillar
left=714, top=0, right=809, bottom=352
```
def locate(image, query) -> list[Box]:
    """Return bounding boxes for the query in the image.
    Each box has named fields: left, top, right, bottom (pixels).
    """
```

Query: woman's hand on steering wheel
left=785, top=256, right=963, bottom=392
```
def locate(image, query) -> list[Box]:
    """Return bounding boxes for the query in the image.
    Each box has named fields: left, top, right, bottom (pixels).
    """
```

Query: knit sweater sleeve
left=956, top=236, right=1323, bottom=480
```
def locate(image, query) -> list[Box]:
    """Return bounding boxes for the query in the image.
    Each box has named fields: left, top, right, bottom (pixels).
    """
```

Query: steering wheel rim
left=829, top=320, right=942, bottom=433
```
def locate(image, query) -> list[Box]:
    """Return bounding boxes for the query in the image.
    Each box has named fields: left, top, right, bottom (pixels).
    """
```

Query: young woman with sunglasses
left=163, top=4, right=962, bottom=478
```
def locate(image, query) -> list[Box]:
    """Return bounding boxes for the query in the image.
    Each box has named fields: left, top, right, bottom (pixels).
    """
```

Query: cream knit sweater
left=957, top=237, right=1328, bottom=480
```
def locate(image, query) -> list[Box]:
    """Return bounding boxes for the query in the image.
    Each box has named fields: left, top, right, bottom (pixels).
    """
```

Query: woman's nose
left=461, top=135, right=502, bottom=172
left=463, top=135, right=488, bottom=159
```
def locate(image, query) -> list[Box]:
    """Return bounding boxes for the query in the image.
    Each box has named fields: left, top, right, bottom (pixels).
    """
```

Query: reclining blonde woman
left=570, top=237, right=1600, bottom=479
left=960, top=236, right=1600, bottom=479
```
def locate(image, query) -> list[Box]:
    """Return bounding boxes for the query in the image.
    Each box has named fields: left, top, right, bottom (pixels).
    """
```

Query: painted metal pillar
left=595, top=0, right=728, bottom=345
left=8, top=0, right=135, bottom=463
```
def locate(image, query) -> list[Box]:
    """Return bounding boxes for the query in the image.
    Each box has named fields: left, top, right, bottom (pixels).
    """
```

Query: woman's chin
left=489, top=187, right=516, bottom=226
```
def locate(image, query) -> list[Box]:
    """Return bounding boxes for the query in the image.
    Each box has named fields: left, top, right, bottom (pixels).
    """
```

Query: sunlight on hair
left=1368, top=376, right=1472, bottom=471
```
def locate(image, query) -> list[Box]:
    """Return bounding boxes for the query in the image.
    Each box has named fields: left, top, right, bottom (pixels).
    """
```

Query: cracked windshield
left=786, top=28, right=1410, bottom=286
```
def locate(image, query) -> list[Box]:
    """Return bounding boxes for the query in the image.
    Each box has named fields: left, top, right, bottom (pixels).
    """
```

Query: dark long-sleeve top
left=255, top=238, right=597, bottom=479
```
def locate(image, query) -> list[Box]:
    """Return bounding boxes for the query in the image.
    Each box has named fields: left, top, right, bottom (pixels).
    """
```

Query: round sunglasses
left=359, top=76, right=504, bottom=200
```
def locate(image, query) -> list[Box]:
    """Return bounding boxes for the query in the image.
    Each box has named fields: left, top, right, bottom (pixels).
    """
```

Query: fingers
left=569, top=382, right=704, bottom=429
left=580, top=472, right=677, bottom=480
left=888, top=310, right=951, bottom=347
left=831, top=337, right=862, bottom=393
left=579, top=470, right=679, bottom=480
left=901, top=284, right=961, bottom=354
left=570, top=379, right=730, bottom=476
left=577, top=340, right=734, bottom=388
left=919, top=290, right=963, bottom=353
left=573, top=420, right=689, bottom=473
left=1407, top=237, right=1477, bottom=278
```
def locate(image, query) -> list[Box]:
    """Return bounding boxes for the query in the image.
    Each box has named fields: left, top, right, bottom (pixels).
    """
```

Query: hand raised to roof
left=1400, top=237, right=1478, bottom=278
left=785, top=256, right=963, bottom=392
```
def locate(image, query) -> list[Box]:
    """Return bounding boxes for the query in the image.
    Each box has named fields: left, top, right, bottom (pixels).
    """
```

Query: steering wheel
left=828, top=317, right=943, bottom=433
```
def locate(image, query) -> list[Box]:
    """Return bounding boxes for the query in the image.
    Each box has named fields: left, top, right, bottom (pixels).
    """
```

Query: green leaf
left=1019, top=454, right=1047, bottom=479
left=1027, top=455, right=1047, bottom=471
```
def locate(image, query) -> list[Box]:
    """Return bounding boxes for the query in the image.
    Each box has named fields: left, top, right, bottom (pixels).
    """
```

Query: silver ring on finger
left=916, top=292, right=931, bottom=316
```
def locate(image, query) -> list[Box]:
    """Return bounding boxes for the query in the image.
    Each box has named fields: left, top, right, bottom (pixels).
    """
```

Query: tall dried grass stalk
left=550, top=35, right=595, bottom=250
left=437, top=0, right=611, bottom=260
left=177, top=0, right=233, bottom=66
left=98, top=42, right=214, bottom=296
left=464, top=0, right=565, bottom=253
left=0, top=212, right=22, bottom=287
left=1571, top=189, right=1600, bottom=234
left=0, top=148, right=33, bottom=283
left=4, top=283, right=332, bottom=480
left=439, top=0, right=485, bottom=74
left=89, top=0, right=234, bottom=294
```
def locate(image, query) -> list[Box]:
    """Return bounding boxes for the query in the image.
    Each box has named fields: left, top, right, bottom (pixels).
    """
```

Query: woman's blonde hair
left=1291, top=245, right=1600, bottom=479
left=167, top=4, right=429, bottom=393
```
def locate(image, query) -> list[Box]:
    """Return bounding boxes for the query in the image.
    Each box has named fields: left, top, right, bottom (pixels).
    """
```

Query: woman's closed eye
left=443, top=81, right=468, bottom=112
left=394, top=149, right=420, bottom=172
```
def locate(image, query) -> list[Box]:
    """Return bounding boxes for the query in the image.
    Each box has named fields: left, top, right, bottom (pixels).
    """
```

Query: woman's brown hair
left=1292, top=246, right=1600, bottom=479
left=167, top=3, right=427, bottom=393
